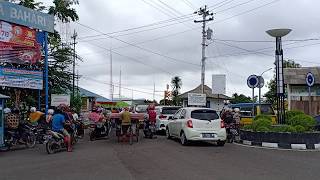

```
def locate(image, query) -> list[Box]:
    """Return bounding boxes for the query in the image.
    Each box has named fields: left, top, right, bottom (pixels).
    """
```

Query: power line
left=76, top=22, right=199, bottom=67
left=182, top=0, right=196, bottom=10
left=215, top=0, right=257, bottom=14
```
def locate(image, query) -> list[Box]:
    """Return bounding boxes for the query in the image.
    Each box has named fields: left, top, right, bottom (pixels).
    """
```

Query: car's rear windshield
left=191, top=109, right=219, bottom=120
left=162, top=107, right=180, bottom=114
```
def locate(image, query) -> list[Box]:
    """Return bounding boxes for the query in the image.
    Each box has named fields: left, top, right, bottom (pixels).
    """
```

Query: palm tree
left=171, top=76, right=182, bottom=105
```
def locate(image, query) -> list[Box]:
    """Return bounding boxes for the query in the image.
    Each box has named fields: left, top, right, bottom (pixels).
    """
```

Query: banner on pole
left=0, top=67, right=43, bottom=89
left=0, top=21, right=37, bottom=47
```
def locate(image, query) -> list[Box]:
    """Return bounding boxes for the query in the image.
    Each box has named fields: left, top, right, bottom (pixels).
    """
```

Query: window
left=180, top=109, right=186, bottom=119
left=173, top=109, right=182, bottom=119
left=191, top=109, right=219, bottom=120
left=161, top=107, right=180, bottom=115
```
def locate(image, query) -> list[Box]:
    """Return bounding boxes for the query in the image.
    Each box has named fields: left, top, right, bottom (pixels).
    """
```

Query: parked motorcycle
left=2, top=123, right=36, bottom=151
left=143, top=120, right=156, bottom=139
left=89, top=121, right=110, bottom=141
left=225, top=123, right=239, bottom=143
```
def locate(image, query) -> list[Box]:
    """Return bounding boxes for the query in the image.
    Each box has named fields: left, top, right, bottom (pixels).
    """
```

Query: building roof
left=178, top=85, right=231, bottom=100
left=78, top=87, right=110, bottom=102
left=284, top=67, right=320, bottom=85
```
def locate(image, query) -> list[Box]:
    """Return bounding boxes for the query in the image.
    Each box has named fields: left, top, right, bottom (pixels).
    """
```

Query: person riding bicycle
left=52, top=107, right=72, bottom=152
left=120, top=107, right=131, bottom=140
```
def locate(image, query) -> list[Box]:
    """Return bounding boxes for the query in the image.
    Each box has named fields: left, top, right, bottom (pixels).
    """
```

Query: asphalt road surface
left=1, top=132, right=320, bottom=180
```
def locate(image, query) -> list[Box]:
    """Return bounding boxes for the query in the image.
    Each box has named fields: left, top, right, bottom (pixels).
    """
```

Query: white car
left=166, top=107, right=226, bottom=146
left=155, top=106, right=181, bottom=132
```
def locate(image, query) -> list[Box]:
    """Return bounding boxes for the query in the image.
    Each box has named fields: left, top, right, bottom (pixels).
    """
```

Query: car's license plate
left=202, top=133, right=216, bottom=138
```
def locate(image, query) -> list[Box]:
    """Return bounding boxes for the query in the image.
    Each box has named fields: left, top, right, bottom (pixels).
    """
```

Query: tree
left=171, top=76, right=182, bottom=106
left=264, top=60, right=301, bottom=108
left=230, top=93, right=252, bottom=104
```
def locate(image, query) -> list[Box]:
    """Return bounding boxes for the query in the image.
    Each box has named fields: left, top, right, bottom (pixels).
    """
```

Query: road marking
left=261, top=142, right=278, bottom=148
left=233, top=143, right=320, bottom=152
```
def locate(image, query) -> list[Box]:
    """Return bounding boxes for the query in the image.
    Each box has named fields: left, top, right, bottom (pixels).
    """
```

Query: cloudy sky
left=57, top=0, right=320, bottom=101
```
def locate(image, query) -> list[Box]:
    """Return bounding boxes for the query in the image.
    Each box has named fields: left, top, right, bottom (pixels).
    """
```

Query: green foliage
left=285, top=125, right=297, bottom=133
left=285, top=110, right=304, bottom=122
left=256, top=126, right=270, bottom=132
left=294, top=125, right=306, bottom=133
left=242, top=125, right=253, bottom=130
left=287, top=114, right=316, bottom=131
left=272, top=125, right=290, bottom=132
left=254, top=114, right=272, bottom=121
left=71, top=93, right=82, bottom=113
left=171, top=76, right=182, bottom=106
left=252, top=118, right=272, bottom=132
left=230, top=93, right=252, bottom=104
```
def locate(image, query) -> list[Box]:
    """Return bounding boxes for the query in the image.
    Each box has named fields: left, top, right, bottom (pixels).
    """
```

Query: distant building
left=284, top=67, right=320, bottom=115
left=78, top=87, right=110, bottom=111
left=178, top=85, right=231, bottom=111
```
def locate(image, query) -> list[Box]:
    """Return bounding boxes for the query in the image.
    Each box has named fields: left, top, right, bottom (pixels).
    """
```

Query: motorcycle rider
left=145, top=104, right=157, bottom=138
left=28, top=107, right=44, bottom=126
left=233, top=108, right=241, bottom=126
left=52, top=107, right=72, bottom=152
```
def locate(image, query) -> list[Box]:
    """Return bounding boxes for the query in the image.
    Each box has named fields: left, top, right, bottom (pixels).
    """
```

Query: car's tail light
left=187, top=120, right=193, bottom=128
left=220, top=120, right=225, bottom=128
left=159, top=115, right=167, bottom=119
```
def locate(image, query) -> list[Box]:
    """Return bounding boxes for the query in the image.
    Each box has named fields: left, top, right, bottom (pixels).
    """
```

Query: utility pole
left=194, top=5, right=214, bottom=94
left=76, top=70, right=79, bottom=93
left=153, top=82, right=155, bottom=102
left=71, top=30, right=77, bottom=103
left=110, top=49, right=113, bottom=101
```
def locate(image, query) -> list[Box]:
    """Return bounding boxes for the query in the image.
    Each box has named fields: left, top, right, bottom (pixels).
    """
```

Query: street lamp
left=258, top=67, right=273, bottom=104
left=266, top=28, right=292, bottom=124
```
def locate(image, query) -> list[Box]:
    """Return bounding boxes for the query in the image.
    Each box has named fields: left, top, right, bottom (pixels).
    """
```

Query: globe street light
left=258, top=67, right=273, bottom=104
left=266, top=28, right=292, bottom=124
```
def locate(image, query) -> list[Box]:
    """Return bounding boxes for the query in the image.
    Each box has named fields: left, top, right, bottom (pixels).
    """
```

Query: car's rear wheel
left=180, top=131, right=188, bottom=146
left=166, top=128, right=171, bottom=139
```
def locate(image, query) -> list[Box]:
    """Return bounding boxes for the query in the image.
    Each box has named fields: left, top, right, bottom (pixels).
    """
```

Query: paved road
left=1, top=132, right=320, bottom=180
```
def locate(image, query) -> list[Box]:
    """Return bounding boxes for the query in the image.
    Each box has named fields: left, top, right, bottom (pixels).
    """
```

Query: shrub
left=256, top=126, right=270, bottom=132
left=287, top=114, right=316, bottom=131
left=272, top=125, right=290, bottom=132
left=294, top=125, right=306, bottom=133
left=285, top=125, right=297, bottom=133
left=285, top=110, right=304, bottom=123
left=242, top=125, right=253, bottom=130
left=254, top=115, right=272, bottom=121
left=252, top=118, right=272, bottom=132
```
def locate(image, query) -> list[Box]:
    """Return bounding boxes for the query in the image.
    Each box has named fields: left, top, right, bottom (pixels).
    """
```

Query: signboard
left=212, top=74, right=226, bottom=94
left=257, top=76, right=264, bottom=88
left=0, top=1, right=54, bottom=32
left=51, top=94, right=70, bottom=107
left=0, top=21, right=37, bottom=47
left=188, top=93, right=206, bottom=106
left=247, top=75, right=259, bottom=88
left=0, top=67, right=43, bottom=89
left=306, top=72, right=315, bottom=87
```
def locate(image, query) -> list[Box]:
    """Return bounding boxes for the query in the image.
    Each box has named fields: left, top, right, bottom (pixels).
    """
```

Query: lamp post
left=266, top=28, right=291, bottom=124
left=258, top=68, right=273, bottom=104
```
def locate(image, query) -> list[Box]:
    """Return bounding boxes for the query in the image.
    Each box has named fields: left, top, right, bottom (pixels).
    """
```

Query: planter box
left=240, top=130, right=320, bottom=145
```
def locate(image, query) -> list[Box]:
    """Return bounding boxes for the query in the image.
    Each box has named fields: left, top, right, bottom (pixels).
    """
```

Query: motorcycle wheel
left=89, top=131, right=96, bottom=141
left=46, top=139, right=57, bottom=154
left=25, top=133, right=36, bottom=148
left=0, top=145, right=10, bottom=151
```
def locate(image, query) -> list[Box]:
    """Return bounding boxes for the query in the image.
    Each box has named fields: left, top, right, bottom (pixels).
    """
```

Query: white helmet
left=3, top=108, right=11, bottom=114
left=234, top=108, right=240, bottom=112
left=48, top=109, right=54, bottom=115
left=30, top=107, right=37, bottom=113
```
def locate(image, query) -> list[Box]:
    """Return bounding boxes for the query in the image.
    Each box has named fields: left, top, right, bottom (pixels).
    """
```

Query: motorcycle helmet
left=234, top=108, right=240, bottom=112
left=30, top=107, right=36, bottom=113
left=48, top=109, right=54, bottom=115
left=3, top=108, right=11, bottom=114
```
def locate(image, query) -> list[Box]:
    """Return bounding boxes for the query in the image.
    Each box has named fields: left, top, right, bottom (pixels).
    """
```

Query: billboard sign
left=212, top=74, right=226, bottom=95
left=0, top=41, right=41, bottom=64
left=51, top=94, right=70, bottom=107
left=0, top=1, right=54, bottom=32
left=0, top=67, right=43, bottom=89
left=188, top=93, right=206, bottom=106
left=0, top=21, right=37, bottom=47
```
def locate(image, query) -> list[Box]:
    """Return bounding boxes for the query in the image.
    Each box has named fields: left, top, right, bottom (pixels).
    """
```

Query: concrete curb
left=238, top=140, right=320, bottom=150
